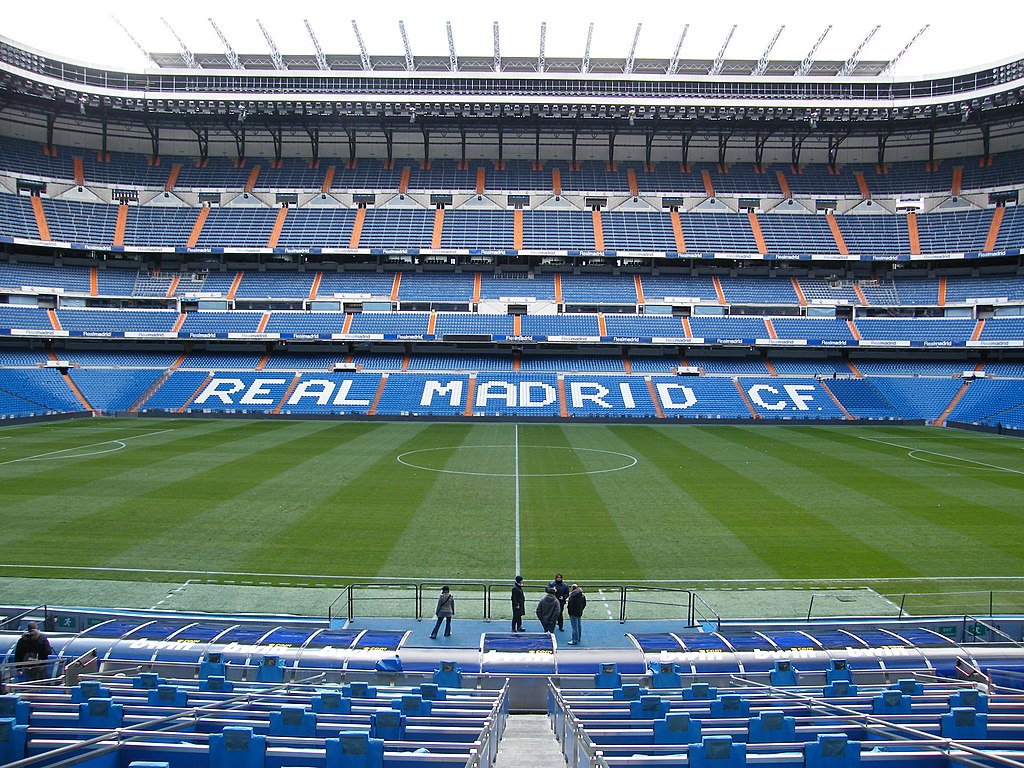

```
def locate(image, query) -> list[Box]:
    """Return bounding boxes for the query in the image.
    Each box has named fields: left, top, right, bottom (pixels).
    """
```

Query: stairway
left=493, top=715, right=566, bottom=768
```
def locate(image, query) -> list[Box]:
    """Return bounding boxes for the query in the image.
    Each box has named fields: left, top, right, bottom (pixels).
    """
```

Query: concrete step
left=493, top=714, right=566, bottom=768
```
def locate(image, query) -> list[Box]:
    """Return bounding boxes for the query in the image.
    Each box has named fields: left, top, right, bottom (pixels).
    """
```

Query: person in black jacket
left=429, top=586, right=455, bottom=639
left=548, top=573, right=570, bottom=631
left=566, top=584, right=587, bottom=645
left=536, top=587, right=561, bottom=633
left=511, top=575, right=526, bottom=632
left=14, top=621, right=52, bottom=681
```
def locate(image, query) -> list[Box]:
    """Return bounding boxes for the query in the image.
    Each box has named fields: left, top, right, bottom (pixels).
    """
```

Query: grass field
left=0, top=417, right=1022, bottom=618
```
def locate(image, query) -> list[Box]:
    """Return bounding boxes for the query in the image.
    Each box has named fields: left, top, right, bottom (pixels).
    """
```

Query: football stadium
left=1, top=12, right=1024, bottom=768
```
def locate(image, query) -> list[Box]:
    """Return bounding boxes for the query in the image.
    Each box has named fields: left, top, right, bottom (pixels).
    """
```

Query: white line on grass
left=857, top=435, right=1024, bottom=475
left=151, top=580, right=193, bottom=610
left=514, top=424, right=521, bottom=577
left=0, top=429, right=174, bottom=466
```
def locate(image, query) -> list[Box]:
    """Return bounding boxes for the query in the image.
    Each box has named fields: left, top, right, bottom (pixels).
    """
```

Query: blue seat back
left=433, top=660, right=462, bottom=689
left=0, top=718, right=28, bottom=765
left=419, top=683, right=446, bottom=701
left=133, top=673, right=165, bottom=690
left=684, top=683, right=717, bottom=701
left=326, top=732, right=385, bottom=768
left=369, top=710, right=406, bottom=740
left=690, top=735, right=746, bottom=768
left=343, top=681, right=376, bottom=699
left=391, top=694, right=431, bottom=716
left=210, top=726, right=266, bottom=768
left=630, top=695, right=670, bottom=720
left=748, top=711, right=796, bottom=744
left=770, top=660, right=798, bottom=687
left=612, top=684, right=642, bottom=701
left=595, top=663, right=622, bottom=689
left=805, top=734, right=861, bottom=768
left=200, top=675, right=234, bottom=692
left=948, top=689, right=988, bottom=713
left=872, top=691, right=911, bottom=715
left=78, top=698, right=124, bottom=729
left=823, top=681, right=857, bottom=698
left=71, top=681, right=111, bottom=703
left=147, top=685, right=188, bottom=707
left=710, top=695, right=750, bottom=718
left=649, top=662, right=681, bottom=689
left=0, top=696, right=29, bottom=725
left=313, top=692, right=352, bottom=714
left=940, top=708, right=987, bottom=739
left=653, top=713, right=702, bottom=744
left=270, top=705, right=316, bottom=737
left=255, top=655, right=284, bottom=683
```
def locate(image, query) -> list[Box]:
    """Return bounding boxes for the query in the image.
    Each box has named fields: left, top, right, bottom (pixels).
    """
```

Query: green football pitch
left=0, top=417, right=1022, bottom=618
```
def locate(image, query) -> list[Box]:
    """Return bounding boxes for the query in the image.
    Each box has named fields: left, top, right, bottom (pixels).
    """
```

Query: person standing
left=511, top=575, right=526, bottom=632
left=548, top=573, right=570, bottom=631
left=15, top=621, right=52, bottom=681
left=566, top=584, right=587, bottom=645
left=429, top=586, right=455, bottom=639
left=536, top=587, right=561, bottom=633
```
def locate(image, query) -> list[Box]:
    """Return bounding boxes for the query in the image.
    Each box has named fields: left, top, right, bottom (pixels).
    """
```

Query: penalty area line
left=857, top=435, right=1024, bottom=475
left=0, top=429, right=175, bottom=466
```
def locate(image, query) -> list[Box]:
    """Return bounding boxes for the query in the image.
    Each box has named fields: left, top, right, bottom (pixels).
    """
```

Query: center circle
left=396, top=444, right=638, bottom=477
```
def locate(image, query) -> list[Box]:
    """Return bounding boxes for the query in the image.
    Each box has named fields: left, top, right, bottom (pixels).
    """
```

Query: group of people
left=428, top=573, right=588, bottom=645
left=512, top=572, right=587, bottom=645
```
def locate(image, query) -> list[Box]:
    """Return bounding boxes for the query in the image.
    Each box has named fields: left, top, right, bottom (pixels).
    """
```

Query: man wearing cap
left=511, top=576, right=526, bottom=633
left=15, top=621, right=52, bottom=681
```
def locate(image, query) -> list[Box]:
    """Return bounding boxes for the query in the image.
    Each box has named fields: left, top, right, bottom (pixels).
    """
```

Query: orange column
left=854, top=171, right=871, bottom=200
left=591, top=209, right=604, bottom=251
left=951, top=166, right=963, bottom=197
left=30, top=196, right=51, bottom=241
left=349, top=207, right=366, bottom=248
left=554, top=274, right=563, bottom=304
left=552, top=168, right=562, bottom=195
left=634, top=275, right=645, bottom=305
left=186, top=207, right=209, bottom=248
left=166, top=276, right=180, bottom=299
left=971, top=319, right=986, bottom=341
left=747, top=211, right=768, bottom=254
left=597, top=314, right=607, bottom=336
left=938, top=276, right=947, bottom=307
left=476, top=167, right=486, bottom=194
left=226, top=272, right=243, bottom=300
left=308, top=272, right=322, bottom=301
left=734, top=379, right=760, bottom=419
left=463, top=375, right=477, bottom=417
left=713, top=276, right=726, bottom=305
left=244, top=165, right=261, bottom=192
left=791, top=277, right=807, bottom=307
left=473, top=273, right=482, bottom=303
left=267, top=207, right=288, bottom=248
left=73, top=156, right=84, bottom=186
left=775, top=170, right=792, bottom=198
left=907, top=212, right=921, bottom=255
left=514, top=209, right=524, bottom=250
left=644, top=378, right=665, bottom=419
left=854, top=284, right=868, bottom=306
left=984, top=207, right=1005, bottom=251
left=89, top=268, right=98, bottom=297
left=701, top=170, right=715, bottom=198
left=390, top=273, right=402, bottom=302
left=826, top=213, right=849, bottom=255
left=321, top=166, right=336, bottom=193
left=431, top=207, right=444, bottom=249
left=164, top=163, right=181, bottom=192
left=398, top=167, right=411, bottom=194
left=846, top=320, right=861, bottom=341
left=113, top=203, right=128, bottom=247
left=626, top=169, right=639, bottom=197
left=764, top=318, right=777, bottom=339
left=670, top=210, right=687, bottom=253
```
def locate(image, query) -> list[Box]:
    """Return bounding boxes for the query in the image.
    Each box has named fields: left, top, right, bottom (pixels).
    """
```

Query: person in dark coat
left=536, top=587, right=561, bottom=633
left=429, top=586, right=455, bottom=639
left=14, top=621, right=52, bottom=681
left=566, top=584, right=587, bottom=645
left=511, top=575, right=526, bottom=632
left=548, top=573, right=570, bottom=631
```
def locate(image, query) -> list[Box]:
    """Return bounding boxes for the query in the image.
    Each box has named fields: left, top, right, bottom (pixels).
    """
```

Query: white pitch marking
left=514, top=424, right=521, bottom=577
left=857, top=435, right=1024, bottom=475
left=151, top=579, right=193, bottom=609
left=597, top=588, right=614, bottom=620
left=0, top=429, right=174, bottom=466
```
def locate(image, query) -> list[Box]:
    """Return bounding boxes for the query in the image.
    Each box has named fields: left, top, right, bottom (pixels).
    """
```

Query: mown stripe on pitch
left=610, top=425, right=780, bottom=580
left=641, top=424, right=910, bottom=580
left=1, top=420, right=380, bottom=569
left=514, top=423, right=643, bottom=580
left=253, top=422, right=477, bottom=579
left=764, top=426, right=1024, bottom=573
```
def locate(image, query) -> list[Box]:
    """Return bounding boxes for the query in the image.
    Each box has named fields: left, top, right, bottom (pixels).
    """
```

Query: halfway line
left=514, top=423, right=521, bottom=576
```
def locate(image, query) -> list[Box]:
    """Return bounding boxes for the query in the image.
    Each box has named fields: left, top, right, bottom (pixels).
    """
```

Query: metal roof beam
left=493, top=21, right=501, bottom=73
left=256, top=20, right=284, bottom=71
left=160, top=17, right=198, bottom=69
left=304, top=20, right=329, bottom=71
left=880, top=24, right=930, bottom=76
left=795, top=25, right=832, bottom=76
left=624, top=23, right=642, bottom=75
left=666, top=24, right=689, bottom=76
left=351, top=20, right=372, bottom=72
left=582, top=23, right=594, bottom=74
left=111, top=16, right=158, bottom=67
left=399, top=21, right=414, bottom=72
left=752, top=25, right=784, bottom=76
left=538, top=22, right=547, bottom=74
left=709, top=25, right=737, bottom=76
left=208, top=18, right=242, bottom=70
left=445, top=22, right=458, bottom=72
left=839, top=25, right=881, bottom=77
